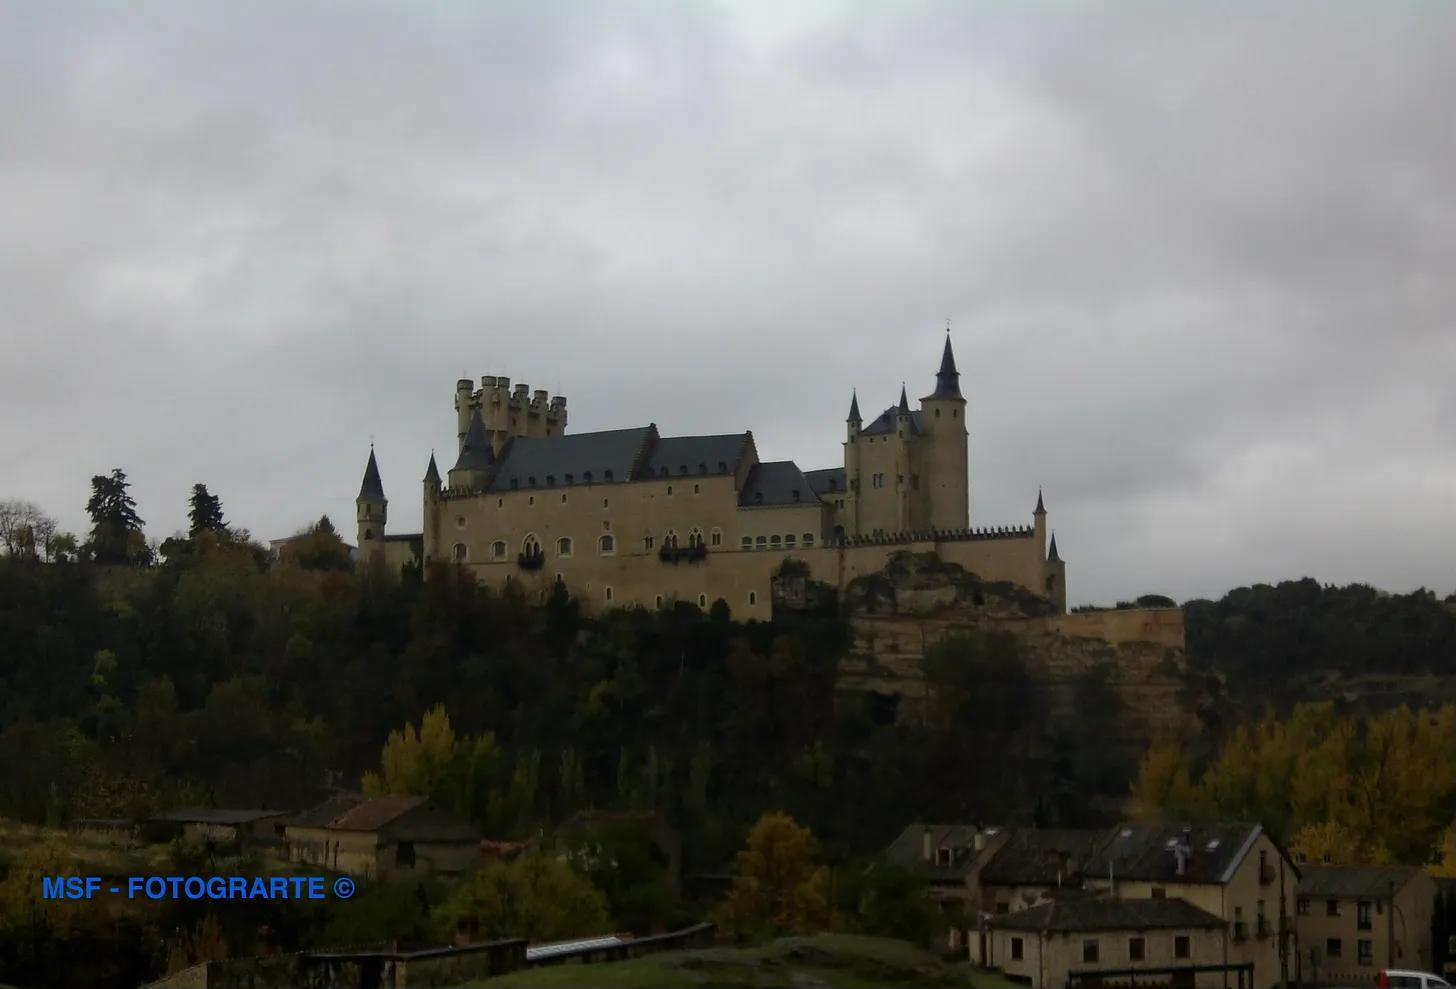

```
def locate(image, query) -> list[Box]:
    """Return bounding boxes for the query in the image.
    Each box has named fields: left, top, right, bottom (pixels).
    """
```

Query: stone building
left=1295, top=865, right=1436, bottom=981
left=351, top=335, right=1068, bottom=619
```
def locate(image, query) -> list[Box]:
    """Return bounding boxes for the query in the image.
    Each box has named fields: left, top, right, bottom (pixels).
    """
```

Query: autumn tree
left=362, top=704, right=500, bottom=823
left=435, top=854, right=611, bottom=943
left=85, top=469, right=149, bottom=564
left=1130, top=743, right=1198, bottom=819
left=716, top=811, right=832, bottom=937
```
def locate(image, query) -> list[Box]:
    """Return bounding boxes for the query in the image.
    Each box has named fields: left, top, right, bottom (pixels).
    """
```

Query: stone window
left=1010, top=937, right=1023, bottom=961
left=1082, top=940, right=1098, bottom=963
left=655, top=595, right=663, bottom=608
left=1129, top=937, right=1144, bottom=962
left=785, top=534, right=796, bottom=547
left=456, top=516, right=466, bottom=528
left=688, top=529, right=704, bottom=548
left=1174, top=936, right=1190, bottom=959
left=698, top=594, right=706, bottom=607
left=935, top=408, right=941, bottom=418
left=663, top=530, right=679, bottom=549
left=803, top=532, right=814, bottom=547
left=604, top=586, right=613, bottom=602
left=491, top=541, right=506, bottom=559
left=755, top=536, right=767, bottom=550
left=602, top=498, right=608, bottom=508
left=452, top=543, right=466, bottom=561
left=770, top=535, right=781, bottom=548
left=741, top=536, right=751, bottom=550
left=711, top=528, right=722, bottom=546
left=497, top=498, right=503, bottom=508
left=556, top=537, right=573, bottom=557
left=522, top=534, right=542, bottom=557
left=528, top=495, right=534, bottom=505
left=560, top=492, right=567, bottom=503
left=599, top=534, right=615, bottom=555
left=667, top=485, right=673, bottom=496
left=364, top=529, right=374, bottom=540
left=748, top=591, right=757, bottom=606
left=693, top=483, right=700, bottom=494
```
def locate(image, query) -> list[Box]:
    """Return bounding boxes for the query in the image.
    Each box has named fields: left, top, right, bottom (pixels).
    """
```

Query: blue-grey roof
left=927, top=334, right=963, bottom=400
left=359, top=449, right=385, bottom=500
left=487, top=427, right=651, bottom=492
left=804, top=467, right=847, bottom=497
left=423, top=452, right=441, bottom=485
left=740, top=461, right=820, bottom=507
left=453, top=410, right=496, bottom=472
left=642, top=433, right=749, bottom=479
left=861, top=406, right=924, bottom=436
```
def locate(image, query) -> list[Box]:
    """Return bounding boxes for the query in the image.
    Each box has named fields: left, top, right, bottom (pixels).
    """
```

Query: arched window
left=740, top=536, right=752, bottom=550
left=832, top=525, right=845, bottom=541
left=749, top=591, right=757, bottom=606
left=603, top=469, right=614, bottom=481
left=604, top=586, right=613, bottom=602
left=698, top=594, right=707, bottom=607
left=363, top=529, right=373, bottom=540
left=688, top=528, right=704, bottom=549
left=453, top=543, right=467, bottom=561
left=599, top=534, right=615, bottom=555
left=803, top=532, right=815, bottom=547
left=711, top=528, right=722, bottom=547
left=755, top=536, right=766, bottom=550
left=522, top=534, right=542, bottom=558
left=491, top=540, right=506, bottom=559
left=556, top=537, right=573, bottom=557
left=663, top=530, right=679, bottom=550
left=785, top=534, right=796, bottom=547
left=655, top=595, right=663, bottom=608
left=770, top=535, right=782, bottom=548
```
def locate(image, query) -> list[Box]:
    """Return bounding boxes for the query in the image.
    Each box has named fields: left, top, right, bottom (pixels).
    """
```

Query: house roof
left=884, top=824, right=1007, bottom=882
left=453, top=410, right=496, bottom=472
left=861, top=405, right=924, bottom=437
left=980, top=828, right=1113, bottom=886
left=359, top=449, right=385, bottom=501
left=487, top=427, right=651, bottom=491
left=739, top=461, right=821, bottom=508
left=803, top=467, right=847, bottom=497
left=641, top=433, right=750, bottom=479
left=1083, top=822, right=1264, bottom=886
left=150, top=808, right=288, bottom=826
left=290, top=792, right=370, bottom=828
left=988, top=896, right=1226, bottom=934
left=1297, top=865, right=1422, bottom=899
left=325, top=796, right=428, bottom=832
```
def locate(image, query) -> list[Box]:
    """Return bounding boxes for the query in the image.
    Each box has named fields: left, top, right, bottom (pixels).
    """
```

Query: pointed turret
left=359, top=447, right=385, bottom=500
left=931, top=333, right=962, bottom=399
left=1048, top=532, right=1060, bottom=562
left=423, top=451, right=441, bottom=485
left=897, top=384, right=910, bottom=415
left=848, top=390, right=862, bottom=423
left=1034, top=488, right=1046, bottom=515
left=453, top=409, right=495, bottom=472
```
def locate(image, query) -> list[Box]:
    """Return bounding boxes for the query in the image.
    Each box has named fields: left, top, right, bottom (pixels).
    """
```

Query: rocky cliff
left=775, top=552, right=1220, bottom=754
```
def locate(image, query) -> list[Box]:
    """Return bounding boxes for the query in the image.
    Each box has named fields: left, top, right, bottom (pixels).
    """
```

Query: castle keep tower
left=356, top=447, right=387, bottom=566
left=456, top=376, right=567, bottom=456
left=920, top=334, right=969, bottom=531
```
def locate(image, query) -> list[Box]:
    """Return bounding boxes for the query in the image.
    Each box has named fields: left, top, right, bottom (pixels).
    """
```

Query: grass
left=462, top=933, right=1020, bottom=988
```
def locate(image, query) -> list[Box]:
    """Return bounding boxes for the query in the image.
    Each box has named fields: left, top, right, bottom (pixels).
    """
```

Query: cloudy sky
left=3, top=2, right=1453, bottom=606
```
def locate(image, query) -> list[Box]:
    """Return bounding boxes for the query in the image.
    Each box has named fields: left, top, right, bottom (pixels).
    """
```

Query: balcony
left=658, top=545, right=708, bottom=565
left=517, top=551, right=544, bottom=572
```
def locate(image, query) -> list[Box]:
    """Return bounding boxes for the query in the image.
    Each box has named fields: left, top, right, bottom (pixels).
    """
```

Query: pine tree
left=85, top=469, right=146, bottom=564
left=187, top=484, right=227, bottom=538
left=315, top=514, right=336, bottom=535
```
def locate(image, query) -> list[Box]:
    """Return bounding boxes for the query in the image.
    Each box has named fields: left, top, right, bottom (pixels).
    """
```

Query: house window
left=802, top=533, right=814, bottom=547
left=453, top=543, right=467, bottom=561
left=698, top=594, right=706, bottom=607
left=1358, top=939, right=1373, bottom=965
left=785, top=534, right=796, bottom=547
left=693, top=484, right=700, bottom=494
left=645, top=535, right=656, bottom=550
left=1129, top=937, right=1145, bottom=962
left=756, top=536, right=767, bottom=550
left=1010, top=937, right=1024, bottom=961
left=1327, top=899, right=1340, bottom=917
left=599, top=535, right=615, bottom=554
left=395, top=841, right=416, bottom=867
left=688, top=529, right=704, bottom=548
left=741, top=536, right=752, bottom=550
left=667, top=485, right=673, bottom=495
left=1174, top=935, right=1190, bottom=959
left=491, top=541, right=506, bottom=559
left=1082, top=939, right=1098, bottom=963
left=748, top=591, right=757, bottom=606
left=604, top=587, right=613, bottom=602
left=936, top=848, right=951, bottom=866
left=1357, top=900, right=1372, bottom=930
left=770, top=535, right=781, bottom=548
left=1326, top=937, right=1342, bottom=958
left=711, top=529, right=722, bottom=546
left=1297, top=898, right=1309, bottom=915
left=556, top=537, right=573, bottom=557
left=655, top=595, right=663, bottom=608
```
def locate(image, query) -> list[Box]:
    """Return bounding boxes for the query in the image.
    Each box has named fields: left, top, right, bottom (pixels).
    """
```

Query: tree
left=85, top=469, right=148, bottom=564
left=187, top=484, right=227, bottom=538
left=1289, top=821, right=1385, bottom=867
left=716, top=811, right=832, bottom=937
left=1130, top=744, right=1197, bottom=819
left=0, top=499, right=56, bottom=559
left=435, top=855, right=611, bottom=943
left=362, top=705, right=500, bottom=822
left=854, top=861, right=944, bottom=945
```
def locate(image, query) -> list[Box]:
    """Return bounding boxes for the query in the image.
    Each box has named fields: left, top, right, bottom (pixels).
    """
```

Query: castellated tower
left=456, top=375, right=568, bottom=456
left=356, top=447, right=388, bottom=567
left=919, top=334, right=969, bottom=530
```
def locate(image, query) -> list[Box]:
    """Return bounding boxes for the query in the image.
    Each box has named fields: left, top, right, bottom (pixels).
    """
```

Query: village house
left=149, top=808, right=289, bottom=850
left=284, top=794, right=481, bottom=882
left=1295, top=864, right=1436, bottom=981
left=882, top=824, right=1012, bottom=950
left=985, top=895, right=1236, bottom=988
left=1081, top=822, right=1300, bottom=989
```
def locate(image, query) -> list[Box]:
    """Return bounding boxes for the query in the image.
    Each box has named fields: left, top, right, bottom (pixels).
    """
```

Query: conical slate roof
left=897, top=384, right=910, bottom=414
left=930, top=333, right=963, bottom=399
left=1048, top=532, right=1061, bottom=562
left=848, top=390, right=861, bottom=422
left=358, top=448, right=385, bottom=501
left=453, top=409, right=496, bottom=471
left=1035, top=488, right=1046, bottom=515
left=423, top=452, right=441, bottom=485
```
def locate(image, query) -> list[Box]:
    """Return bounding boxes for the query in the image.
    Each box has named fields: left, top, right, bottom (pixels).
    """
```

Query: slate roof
left=926, top=334, right=963, bottom=400
left=739, top=461, right=821, bottom=507
left=1297, top=865, right=1421, bottom=899
left=423, top=453, right=441, bottom=485
left=453, top=410, right=496, bottom=472
left=487, top=427, right=651, bottom=491
left=988, top=896, right=1226, bottom=934
left=641, top=434, right=750, bottom=479
left=359, top=449, right=385, bottom=500
left=1084, top=822, right=1263, bottom=886
left=860, top=405, right=925, bottom=437
left=884, top=824, right=1008, bottom=882
left=804, top=467, right=848, bottom=497
left=151, top=808, right=288, bottom=825
left=980, top=828, right=1113, bottom=886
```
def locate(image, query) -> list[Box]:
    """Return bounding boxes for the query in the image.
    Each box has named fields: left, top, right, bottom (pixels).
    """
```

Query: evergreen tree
left=186, top=484, right=227, bottom=538
left=315, top=514, right=336, bottom=535
left=84, top=469, right=147, bottom=564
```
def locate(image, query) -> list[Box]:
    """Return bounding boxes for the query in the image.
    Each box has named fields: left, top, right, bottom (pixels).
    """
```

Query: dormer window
left=660, top=467, right=669, bottom=478
left=528, top=476, right=537, bottom=487
left=565, top=473, right=574, bottom=484
left=698, top=463, right=707, bottom=474
left=510, top=479, right=519, bottom=490
left=603, top=470, right=613, bottom=481
left=583, top=471, right=593, bottom=482
left=791, top=490, right=800, bottom=502
left=679, top=465, right=688, bottom=475
left=545, top=475, right=555, bottom=486
left=754, top=492, right=764, bottom=504
left=718, top=461, right=727, bottom=472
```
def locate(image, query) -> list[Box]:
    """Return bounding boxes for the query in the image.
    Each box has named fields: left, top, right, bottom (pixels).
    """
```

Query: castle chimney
left=923, top=827, right=933, bottom=862
left=974, top=828, right=986, bottom=852
left=1175, top=846, right=1187, bottom=876
left=533, top=389, right=547, bottom=405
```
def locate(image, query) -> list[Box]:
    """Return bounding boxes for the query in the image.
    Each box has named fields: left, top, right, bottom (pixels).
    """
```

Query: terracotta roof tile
left=325, top=796, right=427, bottom=832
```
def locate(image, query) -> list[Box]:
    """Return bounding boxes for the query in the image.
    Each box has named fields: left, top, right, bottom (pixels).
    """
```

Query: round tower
left=841, top=390, right=863, bottom=540
left=920, top=333, right=969, bottom=530
left=422, top=451, right=442, bottom=564
left=455, top=379, right=475, bottom=452
left=357, top=445, right=388, bottom=567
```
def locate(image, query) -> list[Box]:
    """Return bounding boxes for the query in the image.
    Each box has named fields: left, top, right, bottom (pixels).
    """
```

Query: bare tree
left=0, top=499, right=57, bottom=559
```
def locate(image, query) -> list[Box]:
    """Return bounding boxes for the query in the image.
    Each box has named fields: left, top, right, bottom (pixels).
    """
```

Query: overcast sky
left=3, top=2, right=1453, bottom=606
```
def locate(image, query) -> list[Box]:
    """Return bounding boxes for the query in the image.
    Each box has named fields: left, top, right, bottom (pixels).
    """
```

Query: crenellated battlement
left=831, top=524, right=1035, bottom=548
left=455, top=373, right=568, bottom=454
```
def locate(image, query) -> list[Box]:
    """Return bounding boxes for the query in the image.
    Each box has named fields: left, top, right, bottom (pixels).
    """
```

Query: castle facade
left=354, top=335, right=1067, bottom=620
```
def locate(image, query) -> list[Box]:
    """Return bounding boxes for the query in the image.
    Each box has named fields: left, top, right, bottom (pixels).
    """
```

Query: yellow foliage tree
left=1289, top=820, right=1389, bottom=867
left=435, top=854, right=611, bottom=943
left=1, top=841, right=98, bottom=936
left=361, top=704, right=499, bottom=822
left=1425, top=824, right=1456, bottom=877
left=716, top=811, right=832, bottom=937
left=1129, top=743, right=1196, bottom=819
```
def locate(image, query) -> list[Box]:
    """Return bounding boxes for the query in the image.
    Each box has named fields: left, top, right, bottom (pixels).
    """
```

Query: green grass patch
left=463, top=933, right=1019, bottom=988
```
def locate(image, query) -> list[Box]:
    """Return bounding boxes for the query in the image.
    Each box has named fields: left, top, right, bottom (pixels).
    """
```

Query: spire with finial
left=423, top=451, right=441, bottom=486
left=1047, top=531, right=1061, bottom=563
left=848, top=390, right=861, bottom=423
left=898, top=383, right=910, bottom=415
left=930, top=332, right=963, bottom=399
left=453, top=408, right=496, bottom=471
left=1034, top=487, right=1046, bottom=516
left=358, top=446, right=385, bottom=501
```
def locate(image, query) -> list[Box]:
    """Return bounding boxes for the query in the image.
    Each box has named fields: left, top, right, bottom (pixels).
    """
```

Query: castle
left=353, top=335, right=1067, bottom=620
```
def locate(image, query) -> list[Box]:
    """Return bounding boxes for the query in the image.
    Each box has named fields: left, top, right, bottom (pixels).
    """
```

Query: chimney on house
left=1174, top=826, right=1192, bottom=876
